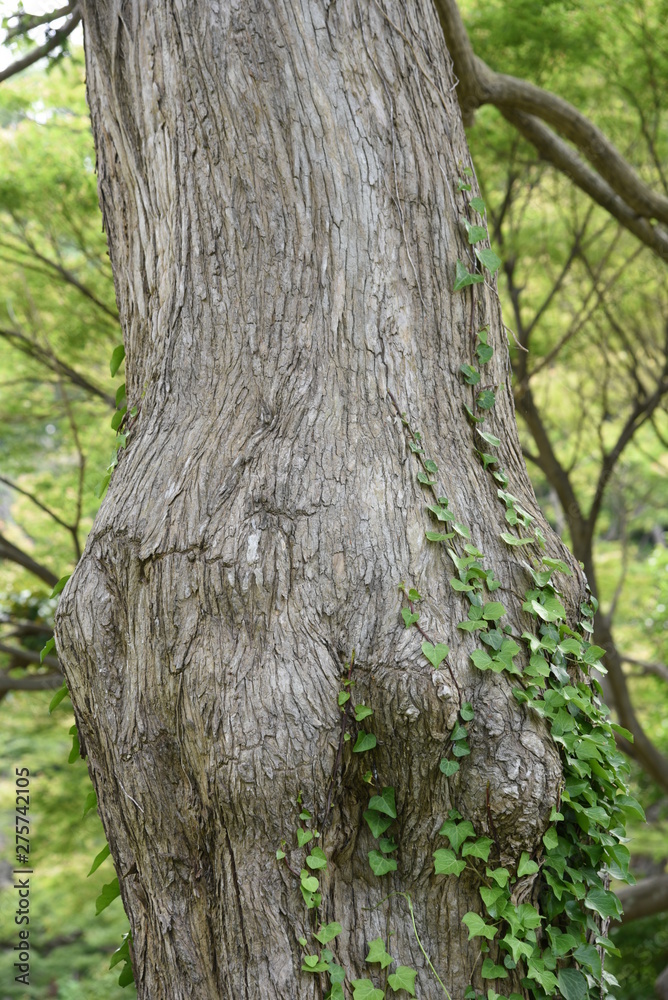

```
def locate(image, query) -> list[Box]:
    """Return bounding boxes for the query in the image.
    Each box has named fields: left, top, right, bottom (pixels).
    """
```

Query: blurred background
left=0, top=1, right=667, bottom=997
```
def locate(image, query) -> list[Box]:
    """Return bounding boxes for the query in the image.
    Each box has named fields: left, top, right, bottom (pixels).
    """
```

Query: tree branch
left=0, top=6, right=81, bottom=84
left=0, top=670, right=62, bottom=692
left=0, top=532, right=58, bottom=587
left=0, top=328, right=115, bottom=407
left=617, top=875, right=668, bottom=924
left=0, top=641, right=60, bottom=670
left=434, top=0, right=668, bottom=259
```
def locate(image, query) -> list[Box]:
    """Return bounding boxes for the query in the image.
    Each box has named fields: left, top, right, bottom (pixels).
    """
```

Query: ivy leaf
left=460, top=702, right=475, bottom=721
left=338, top=691, right=350, bottom=707
left=378, top=837, right=398, bottom=854
left=500, top=532, right=534, bottom=547
left=481, top=957, right=508, bottom=979
left=477, top=389, right=496, bottom=410
left=470, top=196, right=486, bottom=214
left=517, top=851, right=539, bottom=876
left=88, top=843, right=111, bottom=877
left=353, top=733, right=377, bottom=753
left=454, top=259, right=485, bottom=291
left=543, top=826, right=559, bottom=851
left=482, top=601, right=505, bottom=621
left=40, top=636, right=56, bottom=663
left=471, top=649, right=493, bottom=670
left=426, top=530, right=455, bottom=542
left=462, top=911, right=498, bottom=941
left=296, top=828, right=313, bottom=848
left=422, top=641, right=449, bottom=669
left=314, top=922, right=342, bottom=945
left=434, top=848, right=467, bottom=876
left=486, top=867, right=510, bottom=888
left=95, top=877, right=121, bottom=915
left=452, top=742, right=471, bottom=757
left=557, top=968, right=588, bottom=1000
left=364, top=810, right=393, bottom=838
left=475, top=247, right=501, bottom=275
left=478, top=430, right=500, bottom=447
left=366, top=938, right=394, bottom=969
left=439, top=819, right=475, bottom=852
left=306, top=847, right=328, bottom=870
left=387, top=966, right=417, bottom=996
left=462, top=837, right=493, bottom=861
left=439, top=759, right=460, bottom=776
left=451, top=722, right=468, bottom=742
left=476, top=342, right=494, bottom=365
left=584, top=887, right=623, bottom=920
left=464, top=219, right=488, bottom=244
left=50, top=574, right=71, bottom=598
left=368, top=850, right=398, bottom=876
left=401, top=608, right=420, bottom=628
left=368, top=787, right=397, bottom=818
left=351, top=980, right=385, bottom=1000
left=48, top=683, right=69, bottom=714
left=453, top=521, right=471, bottom=538
left=460, top=363, right=481, bottom=385
left=82, top=790, right=98, bottom=819
left=354, top=705, right=374, bottom=722
left=110, top=344, right=126, bottom=377
left=302, top=955, right=330, bottom=973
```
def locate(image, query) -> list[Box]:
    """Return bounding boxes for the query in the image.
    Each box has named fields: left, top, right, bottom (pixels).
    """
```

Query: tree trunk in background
left=55, top=2, right=585, bottom=997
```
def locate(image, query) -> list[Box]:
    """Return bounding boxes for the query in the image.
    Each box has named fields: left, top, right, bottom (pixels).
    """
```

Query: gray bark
left=55, top=2, right=584, bottom=997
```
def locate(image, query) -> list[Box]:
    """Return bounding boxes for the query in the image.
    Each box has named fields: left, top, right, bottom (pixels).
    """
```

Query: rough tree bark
left=55, top=2, right=586, bottom=997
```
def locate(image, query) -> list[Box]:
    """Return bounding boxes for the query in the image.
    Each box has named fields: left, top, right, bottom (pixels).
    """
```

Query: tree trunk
left=55, top=2, right=585, bottom=997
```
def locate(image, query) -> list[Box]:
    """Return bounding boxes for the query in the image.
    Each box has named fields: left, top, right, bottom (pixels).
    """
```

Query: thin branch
left=0, top=6, right=81, bottom=84
left=0, top=532, right=58, bottom=587
left=4, top=3, right=75, bottom=41
left=0, top=670, right=62, bottom=692
left=0, top=641, right=60, bottom=670
left=623, top=657, right=668, bottom=685
left=617, top=875, right=668, bottom=924
left=0, top=327, right=115, bottom=407
left=434, top=0, right=668, bottom=223
left=0, top=475, right=75, bottom=534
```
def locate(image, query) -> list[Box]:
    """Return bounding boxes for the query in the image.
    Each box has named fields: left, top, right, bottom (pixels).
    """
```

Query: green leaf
left=583, top=644, right=606, bottom=664
left=426, top=530, right=455, bottom=542
left=422, top=641, right=449, bottom=669
left=557, top=968, right=588, bottom=1000
left=453, top=521, right=471, bottom=538
left=461, top=702, right=475, bottom=721
left=40, top=636, right=56, bottom=663
left=338, top=691, right=350, bottom=706
left=366, top=938, right=394, bottom=969
left=470, top=197, right=486, bottom=214
left=50, top=574, right=71, bottom=598
left=387, top=966, right=417, bottom=995
left=378, top=837, right=398, bottom=854
left=68, top=725, right=80, bottom=764
left=368, top=850, right=398, bottom=876
left=368, top=787, right=397, bottom=818
left=364, top=809, right=393, bottom=838
left=476, top=343, right=494, bottom=365
left=462, top=911, right=498, bottom=940
left=500, top=532, right=534, bottom=547
left=584, top=887, right=623, bottom=919
left=434, top=848, right=467, bottom=876
left=477, top=390, right=496, bottom=410
left=542, top=827, right=559, bottom=851
left=440, top=759, right=460, bottom=777
left=302, top=955, right=330, bottom=973
left=486, top=867, right=510, bottom=887
left=453, top=742, right=471, bottom=757
left=478, top=430, right=500, bottom=447
left=276, top=850, right=286, bottom=859
left=82, top=790, right=98, bottom=819
left=401, top=608, right=419, bottom=628
left=300, top=870, right=319, bottom=892
left=462, top=837, right=493, bottom=861
left=464, top=219, right=488, bottom=244
left=454, top=259, right=485, bottom=291
left=460, top=363, right=481, bottom=385
left=306, top=847, right=328, bottom=870
left=351, top=980, right=385, bottom=1000
left=110, top=344, right=126, bottom=377
left=95, top=877, right=121, bottom=915
left=451, top=722, right=468, bottom=742
left=88, top=843, right=111, bottom=877
left=314, top=922, right=342, bottom=945
left=48, top=683, right=69, bottom=714
left=354, top=705, right=373, bottom=722
left=481, top=957, right=508, bottom=979
left=475, top=247, right=501, bottom=275
left=471, top=649, right=493, bottom=670
left=439, top=819, right=475, bottom=852
left=424, top=459, right=438, bottom=473
left=609, top=722, right=634, bottom=742
left=353, top=732, right=377, bottom=753
left=517, top=851, right=539, bottom=876
left=615, top=793, right=645, bottom=821
left=482, top=602, right=505, bottom=621
left=542, top=556, right=572, bottom=575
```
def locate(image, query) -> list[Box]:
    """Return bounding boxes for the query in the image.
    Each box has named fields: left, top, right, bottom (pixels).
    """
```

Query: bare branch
left=0, top=641, right=60, bottom=670
left=0, top=531, right=58, bottom=587
left=0, top=670, right=62, bottom=692
left=0, top=6, right=81, bottom=85
left=617, top=875, right=668, bottom=924
left=433, top=0, right=668, bottom=258
left=623, top=656, right=668, bottom=685
left=0, top=327, right=115, bottom=407
left=0, top=474, right=74, bottom=534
